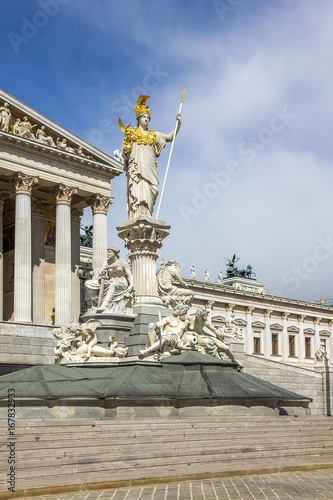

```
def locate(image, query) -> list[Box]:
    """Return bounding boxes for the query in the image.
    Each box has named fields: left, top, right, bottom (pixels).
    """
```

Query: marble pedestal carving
left=117, top=217, right=170, bottom=304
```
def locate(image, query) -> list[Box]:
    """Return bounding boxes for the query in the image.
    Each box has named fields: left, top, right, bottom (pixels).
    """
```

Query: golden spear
left=156, top=89, right=185, bottom=219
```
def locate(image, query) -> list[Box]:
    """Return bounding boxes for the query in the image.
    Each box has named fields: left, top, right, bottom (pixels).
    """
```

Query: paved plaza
left=23, top=469, right=333, bottom=500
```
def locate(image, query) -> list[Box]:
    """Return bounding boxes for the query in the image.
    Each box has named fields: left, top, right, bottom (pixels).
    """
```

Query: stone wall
left=243, top=354, right=328, bottom=416
left=0, top=321, right=56, bottom=374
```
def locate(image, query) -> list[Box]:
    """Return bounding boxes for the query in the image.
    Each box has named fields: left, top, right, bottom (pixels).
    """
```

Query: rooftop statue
left=119, top=95, right=181, bottom=219
left=85, top=246, right=134, bottom=313
left=224, top=254, right=240, bottom=277
left=157, top=260, right=194, bottom=307
left=224, top=255, right=256, bottom=279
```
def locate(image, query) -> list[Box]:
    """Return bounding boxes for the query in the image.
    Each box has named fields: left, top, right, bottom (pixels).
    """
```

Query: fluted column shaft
left=71, top=209, right=83, bottom=320
left=281, top=313, right=290, bottom=361
left=12, top=173, right=38, bottom=322
left=298, top=316, right=305, bottom=362
left=314, top=318, right=321, bottom=354
left=32, top=213, right=45, bottom=324
left=54, top=184, right=77, bottom=325
left=131, top=249, right=158, bottom=296
left=0, top=195, right=8, bottom=321
left=88, top=194, right=113, bottom=278
left=245, top=307, right=254, bottom=354
left=264, top=310, right=272, bottom=358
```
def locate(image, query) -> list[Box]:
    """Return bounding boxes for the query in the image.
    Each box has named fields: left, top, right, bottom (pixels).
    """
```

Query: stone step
left=4, top=450, right=333, bottom=492
left=7, top=440, right=333, bottom=475
left=5, top=431, right=332, bottom=456
left=3, top=415, right=330, bottom=430
left=1, top=416, right=333, bottom=494
left=3, top=417, right=331, bottom=434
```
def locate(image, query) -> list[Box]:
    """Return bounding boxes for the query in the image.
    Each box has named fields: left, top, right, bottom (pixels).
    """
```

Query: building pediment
left=270, top=323, right=283, bottom=331
left=211, top=315, right=247, bottom=327
left=0, top=89, right=122, bottom=175
left=287, top=326, right=300, bottom=333
left=304, top=328, right=315, bottom=335
left=211, top=315, right=226, bottom=324
left=252, top=321, right=265, bottom=329
left=319, top=329, right=330, bottom=337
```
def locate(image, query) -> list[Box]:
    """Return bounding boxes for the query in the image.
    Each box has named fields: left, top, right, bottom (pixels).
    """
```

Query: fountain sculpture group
left=52, top=95, right=243, bottom=366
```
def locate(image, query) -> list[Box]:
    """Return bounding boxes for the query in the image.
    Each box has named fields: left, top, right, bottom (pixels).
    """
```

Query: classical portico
left=0, top=89, right=122, bottom=327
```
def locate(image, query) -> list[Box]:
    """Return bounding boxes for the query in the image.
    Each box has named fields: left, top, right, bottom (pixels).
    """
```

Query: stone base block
left=128, top=303, right=172, bottom=356
left=81, top=310, right=136, bottom=348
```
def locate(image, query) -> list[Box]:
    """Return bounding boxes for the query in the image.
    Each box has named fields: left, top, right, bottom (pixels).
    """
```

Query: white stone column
left=314, top=317, right=321, bottom=355
left=71, top=208, right=83, bottom=320
left=264, top=310, right=272, bottom=358
left=281, top=312, right=290, bottom=361
left=31, top=200, right=47, bottom=324
left=327, top=320, right=333, bottom=362
left=0, top=193, right=10, bottom=321
left=53, top=184, right=78, bottom=325
left=245, top=307, right=254, bottom=354
left=88, top=194, right=113, bottom=278
left=11, top=173, right=38, bottom=322
left=117, top=217, right=170, bottom=304
left=298, top=315, right=305, bottom=362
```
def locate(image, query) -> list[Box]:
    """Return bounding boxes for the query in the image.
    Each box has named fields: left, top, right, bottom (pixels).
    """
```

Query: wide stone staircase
left=1, top=416, right=333, bottom=497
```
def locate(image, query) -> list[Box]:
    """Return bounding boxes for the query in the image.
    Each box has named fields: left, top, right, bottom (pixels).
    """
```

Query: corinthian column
left=88, top=194, right=113, bottom=278
left=117, top=217, right=170, bottom=304
left=264, top=309, right=273, bottom=358
left=11, top=172, right=38, bottom=322
left=53, top=184, right=78, bottom=325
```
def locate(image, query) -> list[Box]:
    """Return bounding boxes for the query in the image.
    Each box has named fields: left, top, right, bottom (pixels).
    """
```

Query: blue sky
left=1, top=0, right=333, bottom=302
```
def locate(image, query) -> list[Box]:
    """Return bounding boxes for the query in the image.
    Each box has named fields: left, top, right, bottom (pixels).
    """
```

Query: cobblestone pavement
left=22, top=469, right=333, bottom=500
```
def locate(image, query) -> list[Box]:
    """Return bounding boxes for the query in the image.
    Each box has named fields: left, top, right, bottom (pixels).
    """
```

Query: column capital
left=298, top=315, right=306, bottom=322
left=205, top=300, right=215, bottom=309
left=264, top=309, right=273, bottom=317
left=281, top=312, right=290, bottom=319
left=328, top=319, right=333, bottom=327
left=314, top=316, right=322, bottom=324
left=53, top=184, right=78, bottom=205
left=245, top=306, right=254, bottom=314
left=226, top=303, right=235, bottom=312
left=11, top=172, right=38, bottom=195
left=88, top=194, right=114, bottom=214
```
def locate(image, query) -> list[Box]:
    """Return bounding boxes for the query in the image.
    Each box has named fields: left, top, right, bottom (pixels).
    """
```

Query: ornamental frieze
left=0, top=99, right=96, bottom=160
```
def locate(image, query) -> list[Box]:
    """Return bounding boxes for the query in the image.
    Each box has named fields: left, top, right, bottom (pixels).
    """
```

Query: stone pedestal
left=117, top=217, right=170, bottom=305
left=127, top=303, right=171, bottom=356
left=117, top=217, right=172, bottom=356
left=81, top=310, right=136, bottom=349
left=223, top=276, right=266, bottom=295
